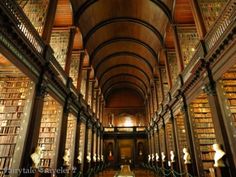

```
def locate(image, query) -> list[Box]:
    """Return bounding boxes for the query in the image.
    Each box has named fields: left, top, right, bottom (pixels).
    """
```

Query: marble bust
left=77, top=152, right=82, bottom=164
left=87, top=152, right=91, bottom=162
left=63, top=150, right=70, bottom=166
left=213, top=144, right=226, bottom=167
left=93, top=153, right=97, bottom=162
left=152, top=154, right=155, bottom=161
left=170, top=151, right=175, bottom=162
left=155, top=153, right=159, bottom=162
left=31, top=146, right=42, bottom=169
left=148, top=154, right=151, bottom=162
left=161, top=152, right=166, bottom=162
left=183, top=148, right=191, bottom=164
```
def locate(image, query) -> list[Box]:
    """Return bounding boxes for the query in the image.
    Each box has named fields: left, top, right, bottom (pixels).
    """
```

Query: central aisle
left=96, top=169, right=156, bottom=177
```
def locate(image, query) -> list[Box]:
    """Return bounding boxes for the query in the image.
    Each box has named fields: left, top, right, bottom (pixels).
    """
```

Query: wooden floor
left=96, top=169, right=156, bottom=177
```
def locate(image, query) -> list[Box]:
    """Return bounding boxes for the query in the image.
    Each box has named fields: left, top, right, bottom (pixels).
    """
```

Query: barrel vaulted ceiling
left=68, top=0, right=194, bottom=100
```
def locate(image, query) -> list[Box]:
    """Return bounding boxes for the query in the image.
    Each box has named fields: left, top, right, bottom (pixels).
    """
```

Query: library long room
left=0, top=0, right=236, bottom=177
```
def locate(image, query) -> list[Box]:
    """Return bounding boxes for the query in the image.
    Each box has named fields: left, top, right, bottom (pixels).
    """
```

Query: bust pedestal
left=184, top=163, right=194, bottom=177
left=215, top=167, right=230, bottom=177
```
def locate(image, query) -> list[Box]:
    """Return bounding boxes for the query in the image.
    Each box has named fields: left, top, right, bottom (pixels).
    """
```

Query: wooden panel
left=174, top=0, right=195, bottom=24
left=54, top=0, right=73, bottom=26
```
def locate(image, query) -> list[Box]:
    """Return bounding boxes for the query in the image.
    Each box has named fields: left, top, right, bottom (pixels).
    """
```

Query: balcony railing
left=104, top=126, right=146, bottom=133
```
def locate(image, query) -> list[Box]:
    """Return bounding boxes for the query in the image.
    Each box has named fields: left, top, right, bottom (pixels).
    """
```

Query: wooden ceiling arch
left=69, top=0, right=176, bottom=100
left=94, top=51, right=153, bottom=74
left=97, top=64, right=151, bottom=86
left=90, top=37, right=158, bottom=64
left=102, top=78, right=146, bottom=98
left=101, top=74, right=148, bottom=93
left=74, top=0, right=172, bottom=24
left=83, top=17, right=164, bottom=47
left=104, top=82, right=145, bottom=100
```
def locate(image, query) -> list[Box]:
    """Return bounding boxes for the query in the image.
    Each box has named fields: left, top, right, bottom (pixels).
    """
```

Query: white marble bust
left=31, top=146, right=42, bottom=169
left=161, top=152, right=166, bottom=162
left=148, top=154, right=151, bottom=162
left=87, top=152, right=91, bottom=162
left=77, top=152, right=82, bottom=164
left=93, top=153, right=97, bottom=162
left=213, top=144, right=226, bottom=167
left=152, top=154, right=155, bottom=161
left=155, top=153, right=159, bottom=162
left=170, top=151, right=175, bottom=162
left=183, top=148, right=191, bottom=164
left=63, top=150, right=70, bottom=166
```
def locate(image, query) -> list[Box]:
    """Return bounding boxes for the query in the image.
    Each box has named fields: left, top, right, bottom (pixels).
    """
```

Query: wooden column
left=20, top=47, right=50, bottom=172
left=203, top=64, right=236, bottom=175
left=161, top=120, right=169, bottom=170
left=163, top=49, right=172, bottom=89
left=188, top=0, right=206, bottom=39
left=171, top=25, right=184, bottom=72
left=83, top=118, right=90, bottom=174
left=156, top=126, right=162, bottom=167
left=77, top=51, right=85, bottom=90
left=65, top=28, right=76, bottom=75
left=96, top=94, right=100, bottom=119
left=95, top=90, right=99, bottom=118
left=42, top=0, right=58, bottom=44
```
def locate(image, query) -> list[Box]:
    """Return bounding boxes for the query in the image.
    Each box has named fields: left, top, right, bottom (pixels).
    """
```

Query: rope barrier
left=142, top=163, right=194, bottom=177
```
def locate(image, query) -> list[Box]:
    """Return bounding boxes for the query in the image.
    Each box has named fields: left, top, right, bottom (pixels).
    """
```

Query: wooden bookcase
left=0, top=76, right=34, bottom=176
left=189, top=93, right=216, bottom=177
left=160, top=67, right=169, bottom=97
left=70, top=52, right=81, bottom=88
left=165, top=121, right=174, bottom=157
left=159, top=127, right=165, bottom=155
left=88, top=82, right=93, bottom=107
left=78, top=122, right=86, bottom=169
left=217, top=65, right=236, bottom=139
left=154, top=127, right=160, bottom=155
left=198, top=0, right=228, bottom=31
left=50, top=30, right=70, bottom=70
left=16, top=0, right=50, bottom=35
left=167, top=51, right=178, bottom=85
left=87, top=128, right=92, bottom=161
left=38, top=94, right=63, bottom=169
left=93, top=131, right=97, bottom=162
left=80, top=70, right=87, bottom=98
left=177, top=27, right=199, bottom=67
left=65, top=113, right=77, bottom=168
left=174, top=110, right=188, bottom=170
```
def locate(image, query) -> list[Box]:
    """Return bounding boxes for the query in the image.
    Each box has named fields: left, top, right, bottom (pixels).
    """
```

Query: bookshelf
left=174, top=111, right=188, bottom=169
left=159, top=128, right=165, bottom=155
left=154, top=129, right=160, bottom=155
left=198, top=0, right=228, bottom=31
left=189, top=93, right=216, bottom=176
left=165, top=122, right=174, bottom=155
left=70, top=52, right=81, bottom=88
left=167, top=51, right=178, bottom=85
left=87, top=128, right=92, bottom=162
left=160, top=67, right=169, bottom=97
left=80, top=70, right=87, bottom=98
left=97, top=135, right=100, bottom=161
left=218, top=65, right=236, bottom=138
left=93, top=132, right=97, bottom=162
left=0, top=76, right=34, bottom=176
left=50, top=30, right=70, bottom=69
left=78, top=122, right=86, bottom=167
left=16, top=0, right=50, bottom=35
left=65, top=114, right=77, bottom=168
left=88, top=82, right=93, bottom=107
left=38, top=95, right=62, bottom=169
left=177, top=28, right=199, bottom=67
left=157, top=81, right=163, bottom=105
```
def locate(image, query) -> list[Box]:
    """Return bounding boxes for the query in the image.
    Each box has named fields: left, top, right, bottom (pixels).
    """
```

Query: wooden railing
left=0, top=0, right=44, bottom=55
left=204, top=0, right=236, bottom=52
